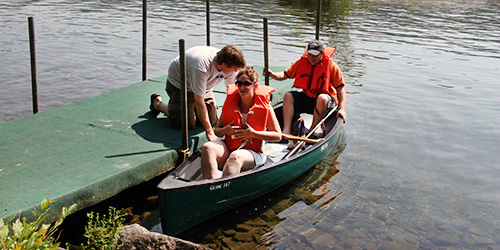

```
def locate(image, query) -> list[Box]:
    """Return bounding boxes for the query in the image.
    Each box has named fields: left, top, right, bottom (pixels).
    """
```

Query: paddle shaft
left=282, top=134, right=321, bottom=144
left=283, top=106, right=339, bottom=159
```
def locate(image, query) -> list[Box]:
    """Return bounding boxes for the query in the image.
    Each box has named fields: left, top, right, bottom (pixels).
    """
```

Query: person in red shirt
left=266, top=40, right=346, bottom=138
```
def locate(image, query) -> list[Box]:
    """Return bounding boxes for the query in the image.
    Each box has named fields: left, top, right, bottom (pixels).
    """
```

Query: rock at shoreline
left=118, top=224, right=210, bottom=250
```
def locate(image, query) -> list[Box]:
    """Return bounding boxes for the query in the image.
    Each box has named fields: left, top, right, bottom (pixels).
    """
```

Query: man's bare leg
left=282, top=92, right=295, bottom=134
left=309, top=94, right=329, bottom=132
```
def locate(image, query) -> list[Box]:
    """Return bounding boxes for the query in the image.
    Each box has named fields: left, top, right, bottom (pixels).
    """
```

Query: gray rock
left=118, top=224, right=210, bottom=250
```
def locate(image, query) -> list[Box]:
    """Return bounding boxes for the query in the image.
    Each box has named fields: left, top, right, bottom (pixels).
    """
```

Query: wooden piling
left=142, top=0, right=147, bottom=81
left=263, top=18, right=269, bottom=86
left=206, top=0, right=210, bottom=46
left=316, top=0, right=321, bottom=40
left=179, top=39, right=189, bottom=156
left=28, top=17, right=38, bottom=114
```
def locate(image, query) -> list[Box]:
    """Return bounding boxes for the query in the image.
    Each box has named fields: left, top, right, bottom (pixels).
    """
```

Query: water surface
left=1, top=0, right=499, bottom=249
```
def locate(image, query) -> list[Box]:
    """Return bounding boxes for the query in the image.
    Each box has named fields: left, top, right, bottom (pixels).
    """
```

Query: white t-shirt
left=167, top=46, right=237, bottom=97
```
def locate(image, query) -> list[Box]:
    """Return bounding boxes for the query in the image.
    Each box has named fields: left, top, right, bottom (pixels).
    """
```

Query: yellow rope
left=179, top=147, right=190, bottom=162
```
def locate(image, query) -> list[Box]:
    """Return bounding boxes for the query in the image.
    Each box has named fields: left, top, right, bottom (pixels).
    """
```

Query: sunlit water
left=1, top=0, right=499, bottom=249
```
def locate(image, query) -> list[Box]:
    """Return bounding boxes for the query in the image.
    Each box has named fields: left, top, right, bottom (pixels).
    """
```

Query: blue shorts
left=242, top=149, right=267, bottom=169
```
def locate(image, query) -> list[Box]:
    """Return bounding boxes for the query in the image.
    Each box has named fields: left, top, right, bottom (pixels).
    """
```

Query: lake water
left=1, top=0, right=499, bottom=249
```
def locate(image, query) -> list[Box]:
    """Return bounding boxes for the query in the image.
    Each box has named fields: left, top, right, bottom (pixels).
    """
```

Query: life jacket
left=293, top=46, right=337, bottom=98
left=221, top=83, right=275, bottom=153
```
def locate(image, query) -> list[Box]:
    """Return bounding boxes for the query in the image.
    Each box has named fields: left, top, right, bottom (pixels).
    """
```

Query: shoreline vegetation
left=0, top=199, right=206, bottom=250
left=0, top=199, right=76, bottom=250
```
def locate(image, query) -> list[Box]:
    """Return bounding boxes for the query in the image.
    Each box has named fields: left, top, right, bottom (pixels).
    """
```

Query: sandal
left=150, top=93, right=161, bottom=117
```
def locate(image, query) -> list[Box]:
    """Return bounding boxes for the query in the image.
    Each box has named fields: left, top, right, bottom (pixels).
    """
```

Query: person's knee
left=315, top=95, right=329, bottom=110
left=226, top=151, right=243, bottom=166
left=225, top=151, right=245, bottom=172
left=201, top=142, right=218, bottom=161
left=284, top=92, right=294, bottom=104
left=317, top=94, right=329, bottom=105
left=201, top=141, right=217, bottom=156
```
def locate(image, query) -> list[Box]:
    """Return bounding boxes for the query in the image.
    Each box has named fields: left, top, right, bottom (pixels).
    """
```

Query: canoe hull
left=158, top=109, right=344, bottom=235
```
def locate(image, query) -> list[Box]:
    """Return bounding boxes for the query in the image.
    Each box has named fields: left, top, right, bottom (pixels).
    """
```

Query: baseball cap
left=307, top=40, right=324, bottom=56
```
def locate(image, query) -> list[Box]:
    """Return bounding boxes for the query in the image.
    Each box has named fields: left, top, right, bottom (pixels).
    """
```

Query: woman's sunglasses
left=236, top=80, right=254, bottom=87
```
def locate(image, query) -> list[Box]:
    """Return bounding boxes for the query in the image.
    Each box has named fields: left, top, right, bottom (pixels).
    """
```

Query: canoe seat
left=299, top=113, right=313, bottom=130
left=263, top=142, right=288, bottom=163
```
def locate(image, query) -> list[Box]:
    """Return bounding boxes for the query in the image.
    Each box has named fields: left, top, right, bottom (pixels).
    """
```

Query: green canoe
left=158, top=105, right=345, bottom=235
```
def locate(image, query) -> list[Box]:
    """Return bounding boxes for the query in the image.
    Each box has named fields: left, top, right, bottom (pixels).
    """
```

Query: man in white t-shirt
left=150, top=45, right=246, bottom=141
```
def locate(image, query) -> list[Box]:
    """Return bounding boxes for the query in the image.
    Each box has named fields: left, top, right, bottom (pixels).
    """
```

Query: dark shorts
left=166, top=81, right=218, bottom=129
left=290, top=91, right=334, bottom=114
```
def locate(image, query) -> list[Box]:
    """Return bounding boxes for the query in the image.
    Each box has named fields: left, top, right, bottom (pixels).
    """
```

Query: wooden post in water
left=142, top=0, right=147, bottom=81
left=179, top=39, right=189, bottom=157
left=206, top=0, right=210, bottom=46
left=315, top=0, right=321, bottom=40
left=263, top=18, right=269, bottom=86
left=28, top=17, right=38, bottom=114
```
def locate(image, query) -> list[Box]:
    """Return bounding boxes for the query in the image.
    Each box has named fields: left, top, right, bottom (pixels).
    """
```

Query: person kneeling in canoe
left=201, top=66, right=282, bottom=179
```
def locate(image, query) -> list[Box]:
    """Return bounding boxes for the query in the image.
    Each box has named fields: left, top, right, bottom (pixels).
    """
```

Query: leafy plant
left=81, top=207, right=125, bottom=250
left=0, top=199, right=77, bottom=250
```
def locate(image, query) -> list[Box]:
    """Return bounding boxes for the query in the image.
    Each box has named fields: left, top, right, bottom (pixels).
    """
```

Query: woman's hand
left=233, top=123, right=255, bottom=141
left=220, top=121, right=240, bottom=136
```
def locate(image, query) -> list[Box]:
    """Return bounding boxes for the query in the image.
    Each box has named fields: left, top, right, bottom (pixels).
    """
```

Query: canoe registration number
left=210, top=181, right=231, bottom=191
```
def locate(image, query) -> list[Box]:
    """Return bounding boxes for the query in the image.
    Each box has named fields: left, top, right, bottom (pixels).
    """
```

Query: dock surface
left=0, top=66, right=293, bottom=222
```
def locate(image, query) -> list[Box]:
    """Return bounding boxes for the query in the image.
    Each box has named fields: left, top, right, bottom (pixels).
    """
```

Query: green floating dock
left=0, top=66, right=293, bottom=222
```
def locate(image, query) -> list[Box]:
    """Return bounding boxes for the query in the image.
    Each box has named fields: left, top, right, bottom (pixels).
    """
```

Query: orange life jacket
left=221, top=83, right=275, bottom=153
left=293, top=46, right=337, bottom=98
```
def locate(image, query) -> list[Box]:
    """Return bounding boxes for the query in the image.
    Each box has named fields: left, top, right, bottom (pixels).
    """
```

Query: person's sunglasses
left=236, top=80, right=254, bottom=87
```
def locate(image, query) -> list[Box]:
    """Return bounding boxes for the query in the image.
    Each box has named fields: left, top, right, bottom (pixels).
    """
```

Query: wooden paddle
left=282, top=134, right=321, bottom=144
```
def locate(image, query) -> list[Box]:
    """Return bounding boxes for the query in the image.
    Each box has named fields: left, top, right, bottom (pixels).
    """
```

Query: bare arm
left=336, top=85, right=347, bottom=122
left=264, top=69, right=288, bottom=81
